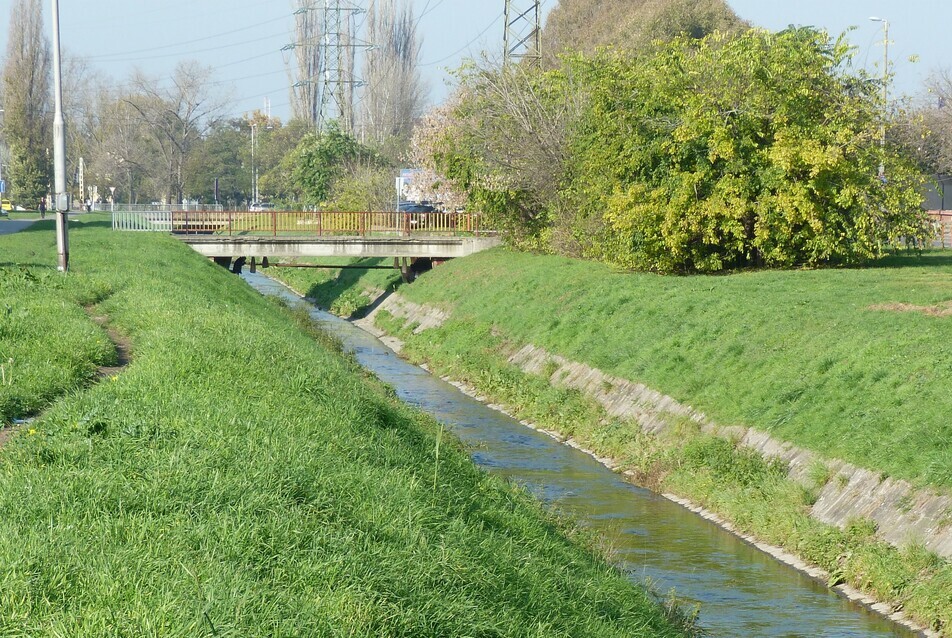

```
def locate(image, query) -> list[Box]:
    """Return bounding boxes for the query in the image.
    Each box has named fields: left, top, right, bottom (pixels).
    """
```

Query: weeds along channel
left=267, top=248, right=952, bottom=635
left=0, top=219, right=693, bottom=636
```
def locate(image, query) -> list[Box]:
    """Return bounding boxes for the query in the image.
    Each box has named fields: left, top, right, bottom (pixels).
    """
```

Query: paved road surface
left=0, top=220, right=36, bottom=235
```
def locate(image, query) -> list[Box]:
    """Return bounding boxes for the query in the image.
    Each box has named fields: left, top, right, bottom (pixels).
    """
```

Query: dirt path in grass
left=0, top=310, right=131, bottom=449
left=87, top=312, right=132, bottom=378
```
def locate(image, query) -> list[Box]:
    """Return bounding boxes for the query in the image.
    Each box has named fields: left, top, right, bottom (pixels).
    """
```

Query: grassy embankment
left=0, top=219, right=692, bottom=636
left=270, top=248, right=952, bottom=633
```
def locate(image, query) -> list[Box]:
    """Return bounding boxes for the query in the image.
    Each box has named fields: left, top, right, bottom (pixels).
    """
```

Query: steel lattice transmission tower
left=503, top=0, right=541, bottom=67
left=319, top=0, right=370, bottom=134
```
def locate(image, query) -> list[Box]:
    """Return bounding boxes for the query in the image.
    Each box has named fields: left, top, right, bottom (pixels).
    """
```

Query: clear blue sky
left=2, top=0, right=547, bottom=122
left=726, top=0, right=952, bottom=101
left=1, top=0, right=949, bottom=121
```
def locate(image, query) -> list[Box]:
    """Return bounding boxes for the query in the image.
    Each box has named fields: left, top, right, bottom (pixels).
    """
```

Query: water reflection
left=245, top=273, right=915, bottom=637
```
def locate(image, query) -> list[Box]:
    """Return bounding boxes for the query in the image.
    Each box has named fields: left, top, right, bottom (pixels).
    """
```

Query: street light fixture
left=870, top=16, right=889, bottom=179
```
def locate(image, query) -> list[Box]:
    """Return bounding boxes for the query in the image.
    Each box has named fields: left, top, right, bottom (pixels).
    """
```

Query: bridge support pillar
left=395, top=257, right=415, bottom=284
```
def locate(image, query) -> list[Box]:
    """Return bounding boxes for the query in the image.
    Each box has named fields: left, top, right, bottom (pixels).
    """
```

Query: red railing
left=928, top=211, right=952, bottom=248
left=170, top=210, right=484, bottom=238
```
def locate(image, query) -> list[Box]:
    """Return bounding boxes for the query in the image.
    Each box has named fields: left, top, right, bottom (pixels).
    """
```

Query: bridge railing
left=112, top=210, right=173, bottom=232
left=929, top=211, right=952, bottom=248
left=113, top=210, right=489, bottom=237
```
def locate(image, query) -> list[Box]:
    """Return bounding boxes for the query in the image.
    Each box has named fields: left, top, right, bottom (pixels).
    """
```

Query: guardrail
left=113, top=210, right=487, bottom=237
left=930, top=211, right=952, bottom=248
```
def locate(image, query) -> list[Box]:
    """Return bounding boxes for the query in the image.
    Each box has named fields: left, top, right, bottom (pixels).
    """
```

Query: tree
left=124, top=61, right=229, bottom=204
left=183, top=118, right=249, bottom=206
left=360, top=0, right=426, bottom=153
left=86, top=94, right=160, bottom=204
left=899, top=68, right=952, bottom=176
left=286, top=123, right=383, bottom=207
left=433, top=27, right=930, bottom=272
left=541, top=0, right=745, bottom=67
left=406, top=100, right=467, bottom=212
left=257, top=117, right=310, bottom=203
left=288, top=0, right=322, bottom=128
left=1, top=0, right=52, bottom=206
left=567, top=29, right=929, bottom=272
left=425, top=61, right=585, bottom=246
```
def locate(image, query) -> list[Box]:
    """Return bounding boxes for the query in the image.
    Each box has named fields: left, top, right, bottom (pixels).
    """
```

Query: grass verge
left=265, top=257, right=404, bottom=318
left=370, top=310, right=952, bottom=634
left=268, top=248, right=952, bottom=633
left=0, top=220, right=693, bottom=636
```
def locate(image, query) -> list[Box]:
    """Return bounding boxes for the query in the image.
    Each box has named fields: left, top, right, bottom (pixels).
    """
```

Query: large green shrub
left=437, top=28, right=931, bottom=272
left=568, top=28, right=929, bottom=272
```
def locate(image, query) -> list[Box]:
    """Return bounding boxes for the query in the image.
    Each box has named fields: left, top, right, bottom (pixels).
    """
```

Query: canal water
left=245, top=273, right=916, bottom=637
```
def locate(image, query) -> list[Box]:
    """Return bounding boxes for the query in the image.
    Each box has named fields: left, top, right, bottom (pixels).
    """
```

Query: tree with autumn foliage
left=433, top=27, right=931, bottom=272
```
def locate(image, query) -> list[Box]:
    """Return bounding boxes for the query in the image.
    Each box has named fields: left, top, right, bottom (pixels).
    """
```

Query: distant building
left=924, top=174, right=952, bottom=211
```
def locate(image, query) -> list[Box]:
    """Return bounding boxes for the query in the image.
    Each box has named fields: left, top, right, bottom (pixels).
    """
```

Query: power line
left=91, top=30, right=288, bottom=64
left=87, top=16, right=288, bottom=61
left=419, top=12, right=504, bottom=67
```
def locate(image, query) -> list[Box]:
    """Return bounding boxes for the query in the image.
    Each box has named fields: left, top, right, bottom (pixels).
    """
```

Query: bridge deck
left=179, top=235, right=502, bottom=259
left=113, top=210, right=502, bottom=259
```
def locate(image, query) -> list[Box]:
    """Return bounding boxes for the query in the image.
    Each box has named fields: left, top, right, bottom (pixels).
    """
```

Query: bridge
left=113, top=210, right=502, bottom=277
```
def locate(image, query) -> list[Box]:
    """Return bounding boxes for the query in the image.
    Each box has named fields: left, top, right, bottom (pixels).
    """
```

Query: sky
left=726, top=0, right=952, bottom=104
left=1, top=0, right=552, bottom=123
left=0, top=0, right=949, bottom=122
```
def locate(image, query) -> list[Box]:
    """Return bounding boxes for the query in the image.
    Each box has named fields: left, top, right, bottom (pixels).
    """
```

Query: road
left=0, top=220, right=36, bottom=235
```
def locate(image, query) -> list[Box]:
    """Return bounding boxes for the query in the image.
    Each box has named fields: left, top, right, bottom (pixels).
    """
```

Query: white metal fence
left=98, top=203, right=223, bottom=213
left=111, top=211, right=172, bottom=232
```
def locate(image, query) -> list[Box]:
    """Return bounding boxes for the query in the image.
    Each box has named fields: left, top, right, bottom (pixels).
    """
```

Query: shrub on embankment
left=267, top=247, right=952, bottom=632
left=425, top=28, right=931, bottom=272
left=0, top=219, right=692, bottom=636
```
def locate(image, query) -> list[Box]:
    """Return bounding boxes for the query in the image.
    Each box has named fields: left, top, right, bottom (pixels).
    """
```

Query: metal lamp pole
left=251, top=122, right=257, bottom=206
left=0, top=109, right=4, bottom=194
left=51, top=0, right=69, bottom=271
left=870, top=16, right=889, bottom=179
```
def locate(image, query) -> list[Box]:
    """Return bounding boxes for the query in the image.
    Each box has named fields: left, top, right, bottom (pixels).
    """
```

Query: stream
left=245, top=272, right=916, bottom=637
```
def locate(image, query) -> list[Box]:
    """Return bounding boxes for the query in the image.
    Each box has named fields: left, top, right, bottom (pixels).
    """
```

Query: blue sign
left=0, top=180, right=5, bottom=194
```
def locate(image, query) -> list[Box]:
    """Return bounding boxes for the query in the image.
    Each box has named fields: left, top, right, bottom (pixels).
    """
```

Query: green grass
left=266, top=257, right=404, bottom=318
left=268, top=248, right=952, bottom=633
left=0, top=221, right=692, bottom=636
left=387, top=248, right=952, bottom=488
left=369, top=309, right=952, bottom=634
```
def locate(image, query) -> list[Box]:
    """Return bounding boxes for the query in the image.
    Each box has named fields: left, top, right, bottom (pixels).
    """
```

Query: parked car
left=249, top=202, right=275, bottom=212
left=0, top=200, right=12, bottom=216
left=398, top=201, right=436, bottom=213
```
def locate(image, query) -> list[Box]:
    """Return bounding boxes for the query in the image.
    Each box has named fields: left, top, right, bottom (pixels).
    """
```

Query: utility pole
left=51, top=0, right=69, bottom=272
left=870, top=16, right=889, bottom=180
left=503, top=0, right=542, bottom=67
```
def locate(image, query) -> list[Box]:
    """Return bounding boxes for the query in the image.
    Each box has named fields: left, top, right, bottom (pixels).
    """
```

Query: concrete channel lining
left=370, top=293, right=952, bottom=561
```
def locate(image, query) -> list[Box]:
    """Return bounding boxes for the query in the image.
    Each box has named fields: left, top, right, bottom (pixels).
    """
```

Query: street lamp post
left=251, top=123, right=258, bottom=207
left=51, top=0, right=69, bottom=271
left=0, top=109, right=4, bottom=196
left=870, top=16, right=889, bottom=179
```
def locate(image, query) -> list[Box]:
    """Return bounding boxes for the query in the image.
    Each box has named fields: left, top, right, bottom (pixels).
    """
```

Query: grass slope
left=392, top=248, right=952, bottom=489
left=0, top=220, right=690, bottom=636
left=266, top=248, right=952, bottom=632
left=269, top=257, right=403, bottom=318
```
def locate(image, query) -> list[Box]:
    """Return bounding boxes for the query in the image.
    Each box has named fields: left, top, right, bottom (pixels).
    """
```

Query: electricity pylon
left=319, top=0, right=369, bottom=134
left=287, top=1, right=371, bottom=134
left=503, top=0, right=541, bottom=67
